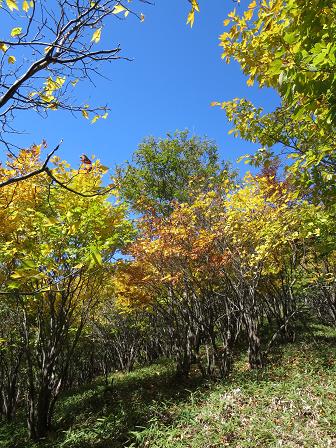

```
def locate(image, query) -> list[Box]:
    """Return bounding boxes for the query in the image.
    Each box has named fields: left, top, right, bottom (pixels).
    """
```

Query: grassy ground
left=1, top=325, right=335, bottom=448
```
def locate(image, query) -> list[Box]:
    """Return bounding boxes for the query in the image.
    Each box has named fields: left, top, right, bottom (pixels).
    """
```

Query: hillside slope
left=1, top=326, right=335, bottom=448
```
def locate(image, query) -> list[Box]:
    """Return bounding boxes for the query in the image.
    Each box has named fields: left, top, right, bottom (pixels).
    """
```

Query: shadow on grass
left=49, top=360, right=210, bottom=448
left=59, top=329, right=335, bottom=448
left=2, top=326, right=335, bottom=448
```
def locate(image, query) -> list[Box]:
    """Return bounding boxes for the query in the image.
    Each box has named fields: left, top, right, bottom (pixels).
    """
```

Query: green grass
left=1, top=326, right=335, bottom=448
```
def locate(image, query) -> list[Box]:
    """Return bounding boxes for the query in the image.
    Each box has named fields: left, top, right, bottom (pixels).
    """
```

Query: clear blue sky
left=12, top=0, right=279, bottom=173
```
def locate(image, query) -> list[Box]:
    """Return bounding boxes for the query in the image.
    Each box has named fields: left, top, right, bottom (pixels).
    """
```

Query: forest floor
left=1, top=324, right=336, bottom=448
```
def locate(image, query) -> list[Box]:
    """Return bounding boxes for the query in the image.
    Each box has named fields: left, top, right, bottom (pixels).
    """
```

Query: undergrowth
left=1, top=325, right=335, bottom=448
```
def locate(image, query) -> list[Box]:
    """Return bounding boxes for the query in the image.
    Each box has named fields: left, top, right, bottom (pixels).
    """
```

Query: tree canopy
left=213, top=0, right=336, bottom=202
left=115, top=130, right=235, bottom=216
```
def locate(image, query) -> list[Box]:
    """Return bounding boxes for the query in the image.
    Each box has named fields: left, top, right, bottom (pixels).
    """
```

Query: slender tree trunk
left=245, top=314, right=263, bottom=368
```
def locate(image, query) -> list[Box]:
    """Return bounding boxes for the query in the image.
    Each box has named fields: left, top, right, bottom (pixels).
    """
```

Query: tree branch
left=0, top=141, right=62, bottom=188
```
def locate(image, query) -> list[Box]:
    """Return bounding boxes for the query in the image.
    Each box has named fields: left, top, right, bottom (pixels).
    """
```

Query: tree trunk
left=27, top=380, right=53, bottom=440
left=246, top=315, right=263, bottom=369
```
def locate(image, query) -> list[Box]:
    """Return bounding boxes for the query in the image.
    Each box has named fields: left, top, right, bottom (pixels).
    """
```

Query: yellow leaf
left=71, top=79, right=79, bottom=87
left=124, top=10, right=129, bottom=17
left=6, top=0, right=18, bottom=10
left=29, top=0, right=33, bottom=5
left=228, top=9, right=237, bottom=19
left=91, top=27, right=102, bottom=43
left=55, top=76, right=65, bottom=87
left=44, top=45, right=52, bottom=53
left=11, top=27, right=22, bottom=37
left=8, top=55, right=16, bottom=64
left=140, top=12, right=145, bottom=22
left=244, top=8, right=254, bottom=21
left=82, top=109, right=89, bottom=119
left=246, top=77, right=254, bottom=86
left=187, top=10, right=195, bottom=27
left=39, top=93, right=54, bottom=103
left=248, top=0, right=256, bottom=8
left=22, top=0, right=29, bottom=11
left=45, top=216, right=58, bottom=226
left=0, top=43, right=8, bottom=52
left=192, top=0, right=200, bottom=12
left=210, top=101, right=221, bottom=107
left=113, top=4, right=126, bottom=14
left=223, top=19, right=230, bottom=26
left=91, top=115, right=99, bottom=124
left=102, top=112, right=108, bottom=119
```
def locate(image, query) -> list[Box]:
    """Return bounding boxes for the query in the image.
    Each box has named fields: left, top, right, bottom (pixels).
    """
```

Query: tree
left=211, top=1, right=336, bottom=330
left=115, top=168, right=330, bottom=372
left=0, top=0, right=148, bottom=189
left=0, top=0, right=147, bottom=150
left=213, top=0, right=336, bottom=202
left=0, top=147, right=133, bottom=439
left=115, top=130, right=235, bottom=216
left=0, top=0, right=200, bottom=187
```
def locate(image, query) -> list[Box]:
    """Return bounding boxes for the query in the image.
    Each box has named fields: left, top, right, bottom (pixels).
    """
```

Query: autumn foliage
left=0, top=0, right=336, bottom=444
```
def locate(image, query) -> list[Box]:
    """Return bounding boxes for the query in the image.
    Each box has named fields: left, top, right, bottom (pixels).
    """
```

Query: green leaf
left=267, top=59, right=283, bottom=76
left=91, top=248, right=103, bottom=265
left=283, top=32, right=296, bottom=45
left=7, top=281, right=20, bottom=289
left=21, top=260, right=36, bottom=269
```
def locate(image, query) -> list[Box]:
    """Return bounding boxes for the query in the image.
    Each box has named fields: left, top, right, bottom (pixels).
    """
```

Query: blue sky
left=11, top=0, right=279, bottom=173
